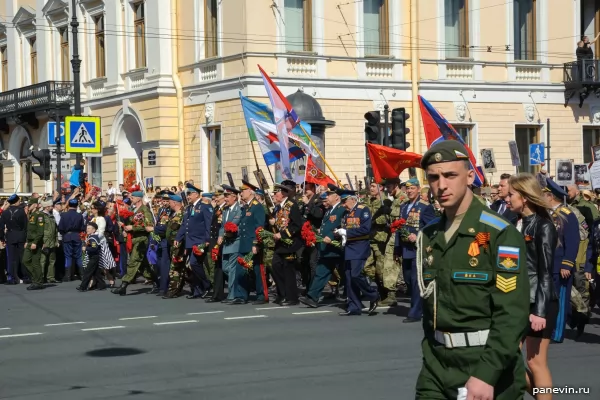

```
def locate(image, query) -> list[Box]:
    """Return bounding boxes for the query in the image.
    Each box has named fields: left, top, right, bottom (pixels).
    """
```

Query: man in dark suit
left=490, top=173, right=518, bottom=225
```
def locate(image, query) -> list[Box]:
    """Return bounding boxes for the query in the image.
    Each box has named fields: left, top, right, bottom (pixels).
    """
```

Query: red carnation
left=192, top=244, right=206, bottom=256
left=390, top=218, right=407, bottom=234
left=211, top=245, right=220, bottom=261
left=224, top=222, right=239, bottom=235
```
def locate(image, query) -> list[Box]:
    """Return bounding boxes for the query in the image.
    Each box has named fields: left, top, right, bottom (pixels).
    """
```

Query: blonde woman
left=506, top=174, right=558, bottom=400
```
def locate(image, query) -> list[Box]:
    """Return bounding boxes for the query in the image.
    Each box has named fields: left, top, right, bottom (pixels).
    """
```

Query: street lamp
left=70, top=0, right=82, bottom=164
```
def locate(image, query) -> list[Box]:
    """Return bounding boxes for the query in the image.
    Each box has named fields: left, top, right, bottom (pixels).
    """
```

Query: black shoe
left=205, top=298, right=221, bottom=303
left=149, top=286, right=160, bottom=295
left=62, top=276, right=71, bottom=283
left=230, top=298, right=247, bottom=305
left=368, top=295, right=380, bottom=315
left=338, top=310, right=360, bottom=316
left=403, top=317, right=421, bottom=323
left=273, top=297, right=284, bottom=305
left=47, top=278, right=60, bottom=284
left=76, top=286, right=87, bottom=292
left=162, top=292, right=180, bottom=299
left=186, top=295, right=201, bottom=299
left=26, top=284, right=43, bottom=291
left=252, top=299, right=269, bottom=305
left=221, top=299, right=233, bottom=304
left=111, top=282, right=128, bottom=296
left=282, top=301, right=299, bottom=306
left=299, top=296, right=319, bottom=308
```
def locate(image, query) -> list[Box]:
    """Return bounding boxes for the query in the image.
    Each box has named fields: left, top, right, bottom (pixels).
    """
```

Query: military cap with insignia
left=255, top=188, right=265, bottom=196
left=202, top=192, right=214, bottom=198
left=274, top=182, right=295, bottom=193
left=421, top=140, right=470, bottom=169
left=213, top=186, right=225, bottom=196
left=240, top=179, right=259, bottom=192
left=544, top=178, right=568, bottom=199
left=7, top=194, right=19, bottom=204
left=326, top=183, right=339, bottom=194
left=167, top=191, right=183, bottom=202
left=336, top=188, right=357, bottom=200
left=185, top=182, right=202, bottom=194
left=222, top=184, right=240, bottom=194
left=160, top=190, right=171, bottom=200
left=404, top=178, right=420, bottom=187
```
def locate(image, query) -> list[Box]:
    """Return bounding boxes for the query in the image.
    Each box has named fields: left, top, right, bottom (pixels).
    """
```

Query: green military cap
left=29, top=197, right=39, bottom=205
left=421, top=140, right=470, bottom=169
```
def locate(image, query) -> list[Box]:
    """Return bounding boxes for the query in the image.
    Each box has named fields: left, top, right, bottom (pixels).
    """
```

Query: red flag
left=366, top=142, right=422, bottom=183
left=305, top=156, right=336, bottom=187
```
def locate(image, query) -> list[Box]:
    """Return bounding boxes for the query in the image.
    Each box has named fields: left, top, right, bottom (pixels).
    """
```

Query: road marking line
left=119, top=316, right=157, bottom=321
left=153, top=320, right=198, bottom=326
left=0, top=328, right=11, bottom=331
left=44, top=322, right=86, bottom=326
left=255, top=306, right=289, bottom=310
left=0, top=332, right=44, bottom=339
left=186, top=311, right=225, bottom=315
left=81, top=326, right=126, bottom=332
left=292, top=311, right=332, bottom=315
left=224, top=315, right=267, bottom=320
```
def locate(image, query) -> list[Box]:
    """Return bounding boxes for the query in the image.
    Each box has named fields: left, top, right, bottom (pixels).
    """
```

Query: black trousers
left=80, top=255, right=105, bottom=290
left=300, top=246, right=318, bottom=288
left=6, top=242, right=26, bottom=281
left=272, top=252, right=299, bottom=302
left=211, top=259, right=226, bottom=301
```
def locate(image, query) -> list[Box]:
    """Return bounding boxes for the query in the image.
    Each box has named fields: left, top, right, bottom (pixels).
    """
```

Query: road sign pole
left=383, top=104, right=389, bottom=146
left=56, top=114, right=62, bottom=192
left=546, top=118, right=551, bottom=175
left=71, top=0, right=82, bottom=165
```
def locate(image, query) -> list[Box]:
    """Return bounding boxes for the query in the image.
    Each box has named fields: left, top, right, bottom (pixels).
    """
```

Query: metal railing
left=564, top=60, right=600, bottom=84
left=0, top=81, right=74, bottom=115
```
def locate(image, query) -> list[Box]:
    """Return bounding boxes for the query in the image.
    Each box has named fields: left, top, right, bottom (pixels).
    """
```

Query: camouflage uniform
left=381, top=190, right=408, bottom=305
left=262, top=204, right=275, bottom=271
left=566, top=204, right=593, bottom=322
left=364, top=196, right=389, bottom=290
left=166, top=208, right=185, bottom=296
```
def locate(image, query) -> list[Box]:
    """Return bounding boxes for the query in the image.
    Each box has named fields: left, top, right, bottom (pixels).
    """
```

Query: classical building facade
left=0, top=0, right=596, bottom=194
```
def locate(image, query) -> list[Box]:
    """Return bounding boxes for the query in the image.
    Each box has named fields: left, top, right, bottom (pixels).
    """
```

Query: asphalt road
left=1, top=282, right=600, bottom=400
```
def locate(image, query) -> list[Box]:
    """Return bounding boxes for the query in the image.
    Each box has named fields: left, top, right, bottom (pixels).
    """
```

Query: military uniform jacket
left=343, top=203, right=371, bottom=261
left=0, top=205, right=28, bottom=244
left=318, top=203, right=346, bottom=258
left=165, top=209, right=184, bottom=247
left=130, top=205, right=154, bottom=242
left=366, top=196, right=389, bottom=242
left=176, top=200, right=213, bottom=249
left=551, top=206, right=579, bottom=274
left=571, top=194, right=600, bottom=234
left=42, top=212, right=58, bottom=248
left=219, top=202, right=243, bottom=255
left=58, top=209, right=85, bottom=242
left=209, top=204, right=224, bottom=248
left=419, top=198, right=529, bottom=387
left=301, top=194, right=324, bottom=229
left=153, top=207, right=173, bottom=241
left=26, top=211, right=45, bottom=246
left=273, top=198, right=303, bottom=254
left=239, top=198, right=266, bottom=254
left=397, top=199, right=436, bottom=259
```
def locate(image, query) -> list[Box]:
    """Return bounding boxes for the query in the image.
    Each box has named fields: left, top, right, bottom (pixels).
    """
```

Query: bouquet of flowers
left=132, top=212, right=145, bottom=227
left=255, top=227, right=292, bottom=246
left=224, top=222, right=239, bottom=238
left=172, top=254, right=184, bottom=263
left=301, top=221, right=340, bottom=248
left=390, top=218, right=409, bottom=240
left=192, top=243, right=207, bottom=256
left=237, top=252, right=254, bottom=272
left=211, top=245, right=220, bottom=261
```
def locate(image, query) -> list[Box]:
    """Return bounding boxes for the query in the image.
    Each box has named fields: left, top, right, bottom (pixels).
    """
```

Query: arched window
left=19, top=137, right=32, bottom=193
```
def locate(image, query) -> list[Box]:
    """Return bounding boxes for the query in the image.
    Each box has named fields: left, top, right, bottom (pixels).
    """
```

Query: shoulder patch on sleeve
left=424, top=216, right=441, bottom=228
left=479, top=211, right=509, bottom=231
left=357, top=204, right=365, bottom=209
left=560, top=207, right=571, bottom=215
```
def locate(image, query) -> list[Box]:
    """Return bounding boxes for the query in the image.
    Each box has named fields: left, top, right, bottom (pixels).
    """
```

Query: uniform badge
left=426, top=246, right=432, bottom=253
left=37, top=216, right=43, bottom=222
left=434, top=153, right=443, bottom=162
left=469, top=257, right=478, bottom=267
left=329, top=215, right=337, bottom=222
left=496, top=274, right=517, bottom=293
left=427, top=255, right=434, bottom=265
left=497, top=246, right=520, bottom=271
left=468, top=228, right=475, bottom=233
left=363, top=212, right=369, bottom=219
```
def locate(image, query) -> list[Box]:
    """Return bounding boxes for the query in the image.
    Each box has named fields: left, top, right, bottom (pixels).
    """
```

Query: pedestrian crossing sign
left=65, top=116, right=101, bottom=153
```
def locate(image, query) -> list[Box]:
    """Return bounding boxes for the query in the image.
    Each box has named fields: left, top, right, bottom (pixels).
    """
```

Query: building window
left=515, top=126, right=540, bottom=173
left=514, top=0, right=536, bottom=60
left=95, top=15, right=106, bottom=77
left=208, top=127, right=222, bottom=187
left=1, top=46, right=7, bottom=92
left=363, top=0, right=389, bottom=56
left=581, top=0, right=600, bottom=58
left=19, top=138, right=32, bottom=193
left=134, top=2, right=146, bottom=68
left=29, top=37, right=37, bottom=84
left=454, top=125, right=473, bottom=148
left=59, top=28, right=70, bottom=80
left=284, top=0, right=312, bottom=52
left=89, top=157, right=102, bottom=187
left=583, top=127, right=600, bottom=163
left=445, top=0, right=469, bottom=58
left=204, top=0, right=218, bottom=58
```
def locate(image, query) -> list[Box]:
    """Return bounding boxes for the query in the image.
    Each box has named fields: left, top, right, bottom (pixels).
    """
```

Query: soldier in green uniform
left=112, top=191, right=157, bottom=295
left=40, top=200, right=59, bottom=283
left=257, top=189, right=275, bottom=273
left=416, top=141, right=529, bottom=399
left=364, top=181, right=390, bottom=296
left=163, top=192, right=185, bottom=298
left=23, top=198, right=45, bottom=290
left=381, top=177, right=408, bottom=305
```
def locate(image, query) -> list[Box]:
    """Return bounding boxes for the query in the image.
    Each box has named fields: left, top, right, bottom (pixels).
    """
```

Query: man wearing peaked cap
left=542, top=177, right=580, bottom=343
left=23, top=194, right=46, bottom=290
left=414, top=139, right=529, bottom=399
left=40, top=199, right=59, bottom=284
left=218, top=181, right=245, bottom=303
left=327, top=183, right=339, bottom=194
left=162, top=191, right=186, bottom=299
left=240, top=179, right=259, bottom=192
left=0, top=193, right=28, bottom=284
left=153, top=192, right=175, bottom=297
left=363, top=179, right=388, bottom=294
left=174, top=180, right=213, bottom=299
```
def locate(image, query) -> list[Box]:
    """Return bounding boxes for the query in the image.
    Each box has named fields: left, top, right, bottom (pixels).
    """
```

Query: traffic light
left=391, top=107, right=410, bottom=150
left=32, top=149, right=51, bottom=181
left=364, top=111, right=381, bottom=144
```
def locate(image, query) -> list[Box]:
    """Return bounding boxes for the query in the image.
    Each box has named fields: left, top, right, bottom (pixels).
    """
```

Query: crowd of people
left=2, top=139, right=600, bottom=398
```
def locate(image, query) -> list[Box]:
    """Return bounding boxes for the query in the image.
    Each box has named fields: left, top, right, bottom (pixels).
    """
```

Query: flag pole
left=298, top=123, right=341, bottom=184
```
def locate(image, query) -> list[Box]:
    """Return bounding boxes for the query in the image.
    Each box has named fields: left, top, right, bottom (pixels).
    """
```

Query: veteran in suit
left=218, top=185, right=245, bottom=304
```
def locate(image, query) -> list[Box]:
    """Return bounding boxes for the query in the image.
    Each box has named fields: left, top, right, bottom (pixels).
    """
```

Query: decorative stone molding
left=446, top=64, right=473, bottom=80
left=454, top=102, right=467, bottom=122
left=523, top=104, right=536, bottom=123
left=43, top=0, right=69, bottom=27
left=205, top=102, right=215, bottom=125
left=286, top=57, right=317, bottom=77
left=591, top=106, right=600, bottom=125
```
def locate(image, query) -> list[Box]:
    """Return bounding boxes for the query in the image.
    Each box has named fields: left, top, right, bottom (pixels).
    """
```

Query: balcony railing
left=563, top=60, right=600, bottom=84
left=0, top=81, right=74, bottom=115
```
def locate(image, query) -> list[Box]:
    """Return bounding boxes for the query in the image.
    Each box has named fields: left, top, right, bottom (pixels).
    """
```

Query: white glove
left=335, top=228, right=347, bottom=237
left=341, top=236, right=347, bottom=247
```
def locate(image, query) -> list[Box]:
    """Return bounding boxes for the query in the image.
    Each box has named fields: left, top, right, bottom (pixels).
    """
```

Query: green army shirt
left=390, top=190, right=408, bottom=220
left=26, top=210, right=45, bottom=245
left=365, top=196, right=389, bottom=242
left=166, top=208, right=184, bottom=246
left=418, top=197, right=529, bottom=386
left=571, top=194, right=600, bottom=232
left=130, top=204, right=154, bottom=242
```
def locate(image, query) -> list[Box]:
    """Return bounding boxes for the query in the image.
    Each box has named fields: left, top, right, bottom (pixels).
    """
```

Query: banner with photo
left=574, top=164, right=591, bottom=188
left=123, top=159, right=137, bottom=189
